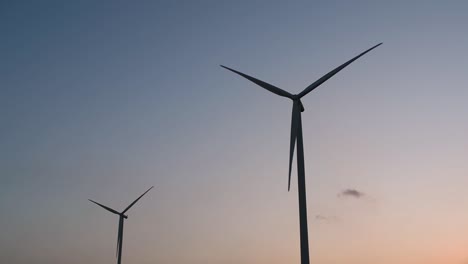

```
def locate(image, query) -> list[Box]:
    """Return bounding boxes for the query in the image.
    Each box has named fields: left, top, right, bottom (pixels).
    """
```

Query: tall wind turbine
left=89, top=186, right=154, bottom=264
left=221, top=43, right=381, bottom=264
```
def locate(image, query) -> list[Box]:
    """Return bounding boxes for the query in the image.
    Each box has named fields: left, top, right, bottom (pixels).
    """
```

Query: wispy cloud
left=315, top=214, right=340, bottom=223
left=338, top=189, right=365, bottom=199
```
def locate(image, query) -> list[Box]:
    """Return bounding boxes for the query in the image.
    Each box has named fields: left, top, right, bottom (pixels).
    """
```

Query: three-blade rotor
left=221, top=43, right=382, bottom=190
left=89, top=186, right=154, bottom=216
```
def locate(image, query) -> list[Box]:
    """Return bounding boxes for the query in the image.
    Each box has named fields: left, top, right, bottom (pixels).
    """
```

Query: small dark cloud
left=338, top=189, right=365, bottom=199
left=315, top=215, right=328, bottom=221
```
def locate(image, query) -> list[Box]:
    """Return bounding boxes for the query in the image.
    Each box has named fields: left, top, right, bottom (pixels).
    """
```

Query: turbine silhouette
left=89, top=186, right=154, bottom=264
left=221, top=43, right=381, bottom=264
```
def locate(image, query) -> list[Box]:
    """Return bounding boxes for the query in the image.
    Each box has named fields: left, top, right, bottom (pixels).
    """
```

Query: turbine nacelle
left=291, top=96, right=305, bottom=112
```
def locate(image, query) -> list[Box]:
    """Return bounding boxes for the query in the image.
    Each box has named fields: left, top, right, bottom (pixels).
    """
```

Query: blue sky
left=2, top=1, right=468, bottom=263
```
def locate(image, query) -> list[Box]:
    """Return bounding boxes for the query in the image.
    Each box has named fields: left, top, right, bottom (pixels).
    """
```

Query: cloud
left=314, top=214, right=340, bottom=223
left=338, top=189, right=365, bottom=199
left=315, top=215, right=328, bottom=221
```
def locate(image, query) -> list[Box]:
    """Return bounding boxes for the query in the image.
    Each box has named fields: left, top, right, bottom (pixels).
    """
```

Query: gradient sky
left=2, top=1, right=468, bottom=264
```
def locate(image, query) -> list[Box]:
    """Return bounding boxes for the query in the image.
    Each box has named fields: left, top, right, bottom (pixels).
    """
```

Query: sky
left=1, top=1, right=468, bottom=263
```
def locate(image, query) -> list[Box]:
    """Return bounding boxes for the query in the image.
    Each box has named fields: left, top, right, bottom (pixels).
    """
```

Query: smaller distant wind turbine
left=89, top=186, right=154, bottom=264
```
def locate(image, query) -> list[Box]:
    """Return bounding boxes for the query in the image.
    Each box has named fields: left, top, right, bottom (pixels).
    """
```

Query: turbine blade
left=298, top=43, right=382, bottom=98
left=116, top=216, right=124, bottom=259
left=288, top=103, right=300, bottom=191
left=116, top=217, right=123, bottom=258
left=220, top=65, right=293, bottom=99
left=116, top=233, right=119, bottom=258
left=122, top=186, right=154, bottom=214
left=89, top=199, right=120, bottom=215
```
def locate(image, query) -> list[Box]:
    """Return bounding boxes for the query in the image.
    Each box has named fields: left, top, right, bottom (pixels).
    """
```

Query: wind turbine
left=221, top=43, right=381, bottom=264
left=89, top=186, right=154, bottom=264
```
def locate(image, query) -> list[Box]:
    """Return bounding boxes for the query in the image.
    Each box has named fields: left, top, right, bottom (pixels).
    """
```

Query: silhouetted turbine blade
left=288, top=103, right=300, bottom=191
left=298, top=43, right=382, bottom=98
left=116, top=217, right=124, bottom=258
left=89, top=199, right=120, bottom=215
left=220, top=65, right=293, bottom=99
left=122, top=186, right=154, bottom=214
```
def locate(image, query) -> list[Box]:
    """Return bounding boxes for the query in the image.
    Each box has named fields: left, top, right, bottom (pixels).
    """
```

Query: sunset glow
left=2, top=1, right=468, bottom=264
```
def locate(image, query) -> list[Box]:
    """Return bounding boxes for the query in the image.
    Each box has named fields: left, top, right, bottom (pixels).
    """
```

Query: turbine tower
left=89, top=186, right=154, bottom=264
left=221, top=43, right=381, bottom=264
